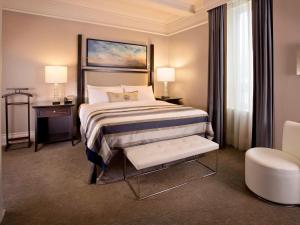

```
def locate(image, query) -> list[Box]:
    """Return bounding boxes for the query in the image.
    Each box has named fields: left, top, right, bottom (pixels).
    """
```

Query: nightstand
left=156, top=97, right=182, bottom=105
left=32, top=103, right=75, bottom=151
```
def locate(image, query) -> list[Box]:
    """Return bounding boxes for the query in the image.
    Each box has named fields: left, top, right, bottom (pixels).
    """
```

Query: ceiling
left=2, top=0, right=209, bottom=36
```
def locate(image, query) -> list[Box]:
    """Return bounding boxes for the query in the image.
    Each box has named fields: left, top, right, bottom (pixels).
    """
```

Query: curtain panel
left=251, top=0, right=274, bottom=148
left=208, top=5, right=226, bottom=148
left=226, top=0, right=253, bottom=150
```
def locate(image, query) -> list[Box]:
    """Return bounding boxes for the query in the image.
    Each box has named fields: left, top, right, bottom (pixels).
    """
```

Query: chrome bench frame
left=123, top=148, right=218, bottom=200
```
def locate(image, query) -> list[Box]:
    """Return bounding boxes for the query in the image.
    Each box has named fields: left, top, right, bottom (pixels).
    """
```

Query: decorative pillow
left=124, top=91, right=139, bottom=101
left=87, top=85, right=123, bottom=104
left=106, top=92, right=125, bottom=103
left=122, top=85, right=155, bottom=101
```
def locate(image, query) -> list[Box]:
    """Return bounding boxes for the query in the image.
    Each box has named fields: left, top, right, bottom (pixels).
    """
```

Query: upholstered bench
left=123, top=135, right=219, bottom=199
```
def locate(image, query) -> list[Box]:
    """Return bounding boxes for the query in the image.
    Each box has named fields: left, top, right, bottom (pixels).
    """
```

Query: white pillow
left=122, top=85, right=155, bottom=101
left=87, top=85, right=123, bottom=104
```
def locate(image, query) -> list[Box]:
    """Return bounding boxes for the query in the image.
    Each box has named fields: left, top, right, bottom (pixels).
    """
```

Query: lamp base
left=52, top=101, right=61, bottom=105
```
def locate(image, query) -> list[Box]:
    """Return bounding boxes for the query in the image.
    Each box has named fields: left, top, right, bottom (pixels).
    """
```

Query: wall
left=169, top=24, right=209, bottom=110
left=273, top=0, right=300, bottom=148
left=2, top=11, right=169, bottom=135
left=0, top=6, right=4, bottom=223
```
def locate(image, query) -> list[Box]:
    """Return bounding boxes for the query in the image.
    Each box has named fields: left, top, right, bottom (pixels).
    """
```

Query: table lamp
left=157, top=67, right=175, bottom=99
left=45, top=66, right=67, bottom=105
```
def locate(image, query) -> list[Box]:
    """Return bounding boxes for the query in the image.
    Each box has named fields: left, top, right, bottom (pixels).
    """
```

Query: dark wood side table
left=32, top=103, right=75, bottom=151
left=156, top=97, right=182, bottom=105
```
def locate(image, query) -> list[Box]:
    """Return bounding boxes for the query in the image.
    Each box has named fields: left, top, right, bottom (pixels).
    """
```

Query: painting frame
left=86, top=38, right=148, bottom=70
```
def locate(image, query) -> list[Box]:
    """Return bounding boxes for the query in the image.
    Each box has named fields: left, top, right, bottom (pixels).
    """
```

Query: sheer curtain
left=226, top=0, right=253, bottom=150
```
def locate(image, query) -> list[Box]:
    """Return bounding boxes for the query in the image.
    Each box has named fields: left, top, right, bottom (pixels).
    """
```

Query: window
left=226, top=0, right=253, bottom=150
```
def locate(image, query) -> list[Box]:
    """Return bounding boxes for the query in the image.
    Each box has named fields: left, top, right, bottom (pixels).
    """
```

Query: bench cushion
left=124, top=135, right=219, bottom=170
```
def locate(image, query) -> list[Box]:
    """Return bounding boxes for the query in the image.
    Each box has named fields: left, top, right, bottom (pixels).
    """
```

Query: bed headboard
left=85, top=71, right=148, bottom=86
left=76, top=34, right=155, bottom=107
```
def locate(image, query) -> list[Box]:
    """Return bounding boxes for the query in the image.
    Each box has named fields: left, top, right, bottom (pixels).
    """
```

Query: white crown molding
left=3, top=0, right=167, bottom=35
left=54, top=0, right=175, bottom=24
left=3, top=8, right=169, bottom=36
left=3, top=0, right=209, bottom=36
left=142, top=0, right=196, bottom=16
left=168, top=21, right=208, bottom=36
left=203, top=0, right=229, bottom=11
left=166, top=8, right=208, bottom=35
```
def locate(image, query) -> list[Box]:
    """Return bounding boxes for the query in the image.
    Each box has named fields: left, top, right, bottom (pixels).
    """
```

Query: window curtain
left=208, top=5, right=226, bottom=148
left=226, top=0, right=253, bottom=150
left=251, top=0, right=274, bottom=148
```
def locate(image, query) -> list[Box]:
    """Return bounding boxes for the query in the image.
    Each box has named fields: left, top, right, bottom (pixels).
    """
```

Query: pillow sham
left=124, top=91, right=139, bottom=101
left=107, top=92, right=125, bottom=103
left=87, top=85, right=123, bottom=104
left=122, top=85, right=155, bottom=101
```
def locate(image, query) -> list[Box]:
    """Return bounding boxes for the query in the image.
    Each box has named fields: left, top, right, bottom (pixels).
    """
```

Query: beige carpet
left=2, top=142, right=300, bottom=225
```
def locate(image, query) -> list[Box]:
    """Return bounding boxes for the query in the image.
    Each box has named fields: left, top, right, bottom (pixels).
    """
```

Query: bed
left=76, top=35, right=214, bottom=183
left=79, top=100, right=213, bottom=183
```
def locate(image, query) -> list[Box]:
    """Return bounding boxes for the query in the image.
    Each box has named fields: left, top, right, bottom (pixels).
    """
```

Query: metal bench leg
left=137, top=175, right=141, bottom=199
left=124, top=152, right=141, bottom=199
left=216, top=148, right=219, bottom=172
left=196, top=148, right=218, bottom=175
left=124, top=149, right=219, bottom=200
left=123, top=153, right=127, bottom=180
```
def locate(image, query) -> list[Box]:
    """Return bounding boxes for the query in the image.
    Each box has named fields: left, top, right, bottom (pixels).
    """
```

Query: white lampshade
left=157, top=67, right=175, bottom=82
left=45, top=66, right=67, bottom=84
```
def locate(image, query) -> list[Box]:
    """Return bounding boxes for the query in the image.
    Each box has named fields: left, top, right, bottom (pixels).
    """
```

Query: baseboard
left=0, top=209, right=5, bottom=223
left=2, top=131, right=35, bottom=146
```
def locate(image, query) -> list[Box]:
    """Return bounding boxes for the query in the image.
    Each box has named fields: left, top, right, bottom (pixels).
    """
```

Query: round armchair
left=245, top=121, right=300, bottom=205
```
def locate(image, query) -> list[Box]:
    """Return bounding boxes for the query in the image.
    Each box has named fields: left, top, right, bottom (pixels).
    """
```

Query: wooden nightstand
left=32, top=103, right=75, bottom=151
left=156, top=97, right=182, bottom=105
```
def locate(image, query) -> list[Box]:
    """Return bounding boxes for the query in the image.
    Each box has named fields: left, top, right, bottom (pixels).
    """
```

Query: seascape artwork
left=87, top=39, right=147, bottom=69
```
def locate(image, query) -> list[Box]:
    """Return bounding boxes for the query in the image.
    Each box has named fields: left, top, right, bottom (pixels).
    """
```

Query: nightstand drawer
left=37, top=107, right=71, bottom=118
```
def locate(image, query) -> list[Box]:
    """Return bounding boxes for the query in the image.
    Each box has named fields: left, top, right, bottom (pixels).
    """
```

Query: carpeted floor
left=1, top=142, right=300, bottom=225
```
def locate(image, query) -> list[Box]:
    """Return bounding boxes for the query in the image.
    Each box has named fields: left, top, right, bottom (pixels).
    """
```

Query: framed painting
left=86, top=39, right=147, bottom=69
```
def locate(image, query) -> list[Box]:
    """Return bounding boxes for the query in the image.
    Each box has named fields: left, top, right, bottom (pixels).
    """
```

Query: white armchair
left=245, top=121, right=300, bottom=205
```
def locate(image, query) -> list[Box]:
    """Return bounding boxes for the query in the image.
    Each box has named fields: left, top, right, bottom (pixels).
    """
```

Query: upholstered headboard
left=85, top=71, right=148, bottom=87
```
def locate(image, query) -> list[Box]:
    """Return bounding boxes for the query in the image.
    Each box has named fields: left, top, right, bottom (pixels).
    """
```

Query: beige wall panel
left=2, top=11, right=169, bottom=134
